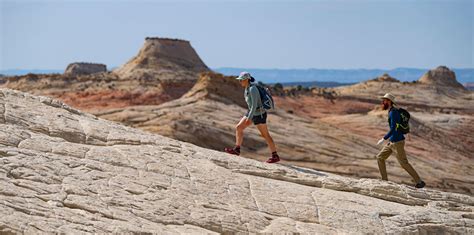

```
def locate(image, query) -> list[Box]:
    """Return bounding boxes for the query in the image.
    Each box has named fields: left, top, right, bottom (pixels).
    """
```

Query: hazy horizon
left=2, top=66, right=474, bottom=71
left=2, top=67, right=473, bottom=84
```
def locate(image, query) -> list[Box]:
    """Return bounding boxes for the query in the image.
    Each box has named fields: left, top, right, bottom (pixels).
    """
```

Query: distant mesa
left=114, top=37, right=210, bottom=81
left=464, top=82, right=474, bottom=91
left=418, top=66, right=465, bottom=90
left=372, top=73, right=400, bottom=82
left=64, top=62, right=107, bottom=76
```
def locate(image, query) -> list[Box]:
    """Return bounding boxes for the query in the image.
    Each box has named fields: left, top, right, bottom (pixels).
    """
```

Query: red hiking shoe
left=266, top=154, right=280, bottom=163
left=224, top=147, right=240, bottom=156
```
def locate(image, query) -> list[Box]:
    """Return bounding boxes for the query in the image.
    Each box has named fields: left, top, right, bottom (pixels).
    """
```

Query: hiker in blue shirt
left=376, top=93, right=425, bottom=188
left=225, top=72, right=280, bottom=163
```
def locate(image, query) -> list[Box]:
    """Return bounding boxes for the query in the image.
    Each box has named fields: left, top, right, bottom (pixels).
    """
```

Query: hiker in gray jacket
left=225, top=72, right=280, bottom=163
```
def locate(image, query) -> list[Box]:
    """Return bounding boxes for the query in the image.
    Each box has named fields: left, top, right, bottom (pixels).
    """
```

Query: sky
left=1, top=0, right=473, bottom=71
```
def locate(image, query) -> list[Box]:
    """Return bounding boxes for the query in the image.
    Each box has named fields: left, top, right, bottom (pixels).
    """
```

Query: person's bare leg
left=236, top=117, right=252, bottom=147
left=256, top=124, right=277, bottom=153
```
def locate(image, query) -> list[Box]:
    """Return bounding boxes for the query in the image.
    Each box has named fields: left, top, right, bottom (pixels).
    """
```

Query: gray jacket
left=245, top=84, right=265, bottom=119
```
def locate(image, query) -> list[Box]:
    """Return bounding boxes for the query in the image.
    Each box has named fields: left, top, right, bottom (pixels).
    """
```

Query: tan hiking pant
left=376, top=140, right=421, bottom=183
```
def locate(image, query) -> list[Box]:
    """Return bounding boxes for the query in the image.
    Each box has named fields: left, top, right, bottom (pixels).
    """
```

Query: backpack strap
left=250, top=84, right=265, bottom=112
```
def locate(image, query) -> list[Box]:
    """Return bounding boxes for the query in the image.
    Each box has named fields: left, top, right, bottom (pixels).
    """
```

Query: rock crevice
left=0, top=102, right=5, bottom=124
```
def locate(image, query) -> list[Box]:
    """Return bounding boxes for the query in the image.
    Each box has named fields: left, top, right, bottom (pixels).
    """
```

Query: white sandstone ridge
left=0, top=88, right=473, bottom=234
left=114, top=37, right=210, bottom=81
left=64, top=62, right=107, bottom=76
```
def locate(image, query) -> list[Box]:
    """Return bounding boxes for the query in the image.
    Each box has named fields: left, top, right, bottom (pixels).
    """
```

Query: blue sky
left=1, top=0, right=472, bottom=70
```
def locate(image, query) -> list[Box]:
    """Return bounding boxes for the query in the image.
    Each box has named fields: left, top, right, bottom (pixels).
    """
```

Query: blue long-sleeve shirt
left=244, top=85, right=265, bottom=119
left=384, top=107, right=405, bottom=142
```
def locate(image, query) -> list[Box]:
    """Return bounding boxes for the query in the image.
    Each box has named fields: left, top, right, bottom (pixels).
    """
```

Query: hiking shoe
left=266, top=155, right=280, bottom=163
left=415, top=180, right=426, bottom=189
left=224, top=147, right=240, bottom=156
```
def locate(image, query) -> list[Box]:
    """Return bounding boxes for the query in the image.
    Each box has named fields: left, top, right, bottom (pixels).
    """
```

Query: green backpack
left=389, top=108, right=410, bottom=134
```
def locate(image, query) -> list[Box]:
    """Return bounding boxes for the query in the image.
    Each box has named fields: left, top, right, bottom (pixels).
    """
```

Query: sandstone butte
left=0, top=88, right=473, bottom=234
left=1, top=38, right=210, bottom=112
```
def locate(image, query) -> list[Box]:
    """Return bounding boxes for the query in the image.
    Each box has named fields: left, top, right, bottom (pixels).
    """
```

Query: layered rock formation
left=418, top=66, right=465, bottom=90
left=0, top=37, right=209, bottom=112
left=1, top=88, right=473, bottom=233
left=64, top=62, right=107, bottom=76
left=114, top=37, right=209, bottom=81
left=95, top=72, right=248, bottom=151
left=95, top=72, right=474, bottom=195
left=181, top=72, right=246, bottom=107
left=333, top=66, right=472, bottom=110
left=2, top=44, right=472, bottom=196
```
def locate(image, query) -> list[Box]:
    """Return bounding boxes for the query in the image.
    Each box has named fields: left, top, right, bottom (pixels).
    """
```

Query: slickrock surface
left=1, top=88, right=473, bottom=234
left=2, top=45, right=472, bottom=195
left=97, top=72, right=474, bottom=195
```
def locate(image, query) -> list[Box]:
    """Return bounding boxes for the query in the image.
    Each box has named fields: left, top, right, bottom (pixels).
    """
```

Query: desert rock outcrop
left=0, top=37, right=210, bottom=112
left=333, top=66, right=472, bottom=109
left=64, top=62, right=107, bottom=76
left=96, top=72, right=474, bottom=195
left=2, top=47, right=473, bottom=196
left=1, top=88, right=473, bottom=234
left=418, top=66, right=465, bottom=90
left=372, top=73, right=400, bottom=83
left=114, top=37, right=209, bottom=81
left=181, top=72, right=246, bottom=107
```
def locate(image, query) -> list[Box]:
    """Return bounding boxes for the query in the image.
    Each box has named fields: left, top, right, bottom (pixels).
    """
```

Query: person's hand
left=407, top=134, right=411, bottom=141
left=377, top=138, right=385, bottom=145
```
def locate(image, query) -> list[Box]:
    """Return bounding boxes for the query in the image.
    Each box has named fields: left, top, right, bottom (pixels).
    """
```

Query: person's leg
left=393, top=141, right=422, bottom=183
left=235, top=116, right=252, bottom=147
left=376, top=144, right=393, bottom=181
left=225, top=116, right=252, bottom=155
left=256, top=123, right=277, bottom=153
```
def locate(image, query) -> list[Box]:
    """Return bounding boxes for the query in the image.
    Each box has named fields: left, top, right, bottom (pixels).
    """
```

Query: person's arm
left=246, top=86, right=260, bottom=119
left=384, top=110, right=399, bottom=140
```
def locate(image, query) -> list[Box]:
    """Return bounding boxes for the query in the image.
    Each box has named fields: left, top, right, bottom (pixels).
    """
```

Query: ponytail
left=250, top=76, right=255, bottom=83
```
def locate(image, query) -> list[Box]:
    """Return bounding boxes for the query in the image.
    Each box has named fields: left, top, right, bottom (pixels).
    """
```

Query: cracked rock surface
left=0, top=88, right=473, bottom=234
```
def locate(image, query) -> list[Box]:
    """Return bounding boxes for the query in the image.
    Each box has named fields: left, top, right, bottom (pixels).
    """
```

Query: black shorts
left=248, top=112, right=267, bottom=125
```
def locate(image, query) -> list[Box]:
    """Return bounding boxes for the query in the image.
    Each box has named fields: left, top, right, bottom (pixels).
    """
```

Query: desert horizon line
left=2, top=66, right=474, bottom=72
